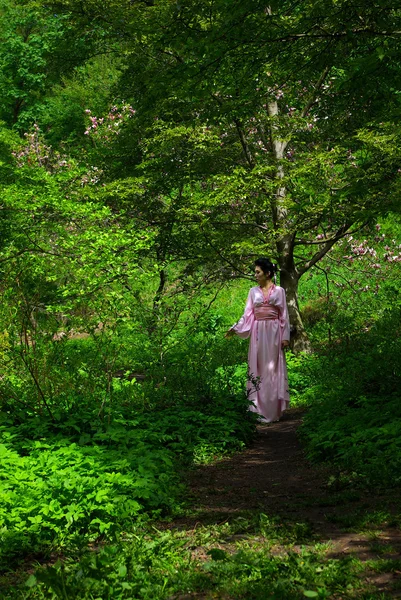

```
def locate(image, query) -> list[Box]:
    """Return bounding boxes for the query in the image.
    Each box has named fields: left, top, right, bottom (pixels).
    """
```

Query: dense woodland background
left=1, top=0, right=401, bottom=598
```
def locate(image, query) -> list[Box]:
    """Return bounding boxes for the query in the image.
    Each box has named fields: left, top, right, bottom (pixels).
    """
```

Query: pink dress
left=231, top=285, right=290, bottom=423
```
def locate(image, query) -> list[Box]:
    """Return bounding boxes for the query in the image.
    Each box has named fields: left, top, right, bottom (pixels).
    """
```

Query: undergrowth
left=296, top=308, right=401, bottom=488
left=1, top=292, right=401, bottom=598
left=0, top=403, right=256, bottom=574
left=2, top=515, right=372, bottom=600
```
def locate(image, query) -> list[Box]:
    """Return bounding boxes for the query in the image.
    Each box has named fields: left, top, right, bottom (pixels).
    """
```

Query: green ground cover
left=1, top=231, right=401, bottom=599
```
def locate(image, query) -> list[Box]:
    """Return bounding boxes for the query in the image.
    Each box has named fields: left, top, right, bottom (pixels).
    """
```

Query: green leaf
left=303, top=592, right=319, bottom=598
left=118, top=564, right=127, bottom=578
left=25, top=575, right=37, bottom=588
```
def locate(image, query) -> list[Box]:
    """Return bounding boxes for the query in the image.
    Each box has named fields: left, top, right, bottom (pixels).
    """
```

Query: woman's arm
left=277, top=287, right=291, bottom=347
left=225, top=289, right=254, bottom=340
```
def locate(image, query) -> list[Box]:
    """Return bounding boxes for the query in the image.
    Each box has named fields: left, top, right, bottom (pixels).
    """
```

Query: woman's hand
left=281, top=340, right=290, bottom=349
left=225, top=329, right=235, bottom=339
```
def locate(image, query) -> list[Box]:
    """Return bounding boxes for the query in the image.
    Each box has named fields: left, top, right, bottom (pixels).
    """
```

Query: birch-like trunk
left=278, top=257, right=310, bottom=353
left=268, top=101, right=310, bottom=352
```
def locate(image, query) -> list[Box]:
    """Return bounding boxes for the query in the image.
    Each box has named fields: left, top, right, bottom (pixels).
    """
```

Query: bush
left=0, top=381, right=255, bottom=571
left=297, top=308, right=401, bottom=487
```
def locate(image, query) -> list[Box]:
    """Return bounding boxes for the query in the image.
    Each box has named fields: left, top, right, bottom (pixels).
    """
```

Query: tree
left=30, top=0, right=401, bottom=349
left=0, top=0, right=118, bottom=132
left=0, top=122, right=153, bottom=414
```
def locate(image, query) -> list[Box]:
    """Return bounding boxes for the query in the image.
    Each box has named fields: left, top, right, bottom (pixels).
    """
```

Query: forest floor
left=164, top=408, right=401, bottom=599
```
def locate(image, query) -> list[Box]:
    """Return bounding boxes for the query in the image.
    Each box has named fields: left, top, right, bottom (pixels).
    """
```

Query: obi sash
left=254, top=305, right=279, bottom=321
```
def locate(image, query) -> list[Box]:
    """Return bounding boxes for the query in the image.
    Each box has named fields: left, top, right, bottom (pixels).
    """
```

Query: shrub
left=298, top=308, right=401, bottom=487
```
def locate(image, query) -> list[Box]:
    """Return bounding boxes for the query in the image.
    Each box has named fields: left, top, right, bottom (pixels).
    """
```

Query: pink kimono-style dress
left=231, top=285, right=290, bottom=423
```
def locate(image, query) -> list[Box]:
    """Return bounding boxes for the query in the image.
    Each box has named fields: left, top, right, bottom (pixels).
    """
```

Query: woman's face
left=255, top=266, right=270, bottom=285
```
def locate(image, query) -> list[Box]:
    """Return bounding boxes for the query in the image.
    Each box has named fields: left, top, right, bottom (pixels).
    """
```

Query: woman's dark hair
left=254, top=258, right=278, bottom=279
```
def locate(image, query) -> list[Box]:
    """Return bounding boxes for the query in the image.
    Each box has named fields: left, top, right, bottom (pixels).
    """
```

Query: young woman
left=226, top=258, right=290, bottom=422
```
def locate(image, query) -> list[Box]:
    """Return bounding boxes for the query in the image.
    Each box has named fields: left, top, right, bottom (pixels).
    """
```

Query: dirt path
left=171, top=408, right=401, bottom=597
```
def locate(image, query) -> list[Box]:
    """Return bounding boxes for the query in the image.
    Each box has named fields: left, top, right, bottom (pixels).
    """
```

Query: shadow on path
left=168, top=408, right=401, bottom=596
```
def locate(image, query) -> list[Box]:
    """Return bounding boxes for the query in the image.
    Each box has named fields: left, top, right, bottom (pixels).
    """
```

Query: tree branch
left=301, top=65, right=331, bottom=118
left=294, top=221, right=369, bottom=246
left=234, top=119, right=254, bottom=168
left=297, top=222, right=352, bottom=276
left=270, top=27, right=401, bottom=42
left=200, top=226, right=253, bottom=279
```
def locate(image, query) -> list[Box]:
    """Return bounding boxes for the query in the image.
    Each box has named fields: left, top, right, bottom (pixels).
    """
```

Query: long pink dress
left=231, top=285, right=290, bottom=423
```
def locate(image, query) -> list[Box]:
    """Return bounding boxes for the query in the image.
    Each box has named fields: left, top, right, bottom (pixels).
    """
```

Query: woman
left=226, top=258, right=290, bottom=423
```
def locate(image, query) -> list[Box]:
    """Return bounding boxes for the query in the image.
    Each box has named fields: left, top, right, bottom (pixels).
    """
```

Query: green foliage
left=294, top=308, right=401, bottom=487
left=0, top=291, right=255, bottom=572
left=1, top=3, right=401, bottom=598
left=7, top=506, right=398, bottom=599
left=0, top=399, right=255, bottom=572
left=298, top=216, right=401, bottom=347
left=38, top=55, right=123, bottom=147
left=0, top=0, right=117, bottom=131
left=3, top=518, right=365, bottom=600
left=0, top=0, right=65, bottom=129
left=0, top=439, right=170, bottom=567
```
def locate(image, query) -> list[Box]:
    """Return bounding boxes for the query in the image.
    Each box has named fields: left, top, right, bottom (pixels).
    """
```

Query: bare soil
left=169, top=408, right=401, bottom=598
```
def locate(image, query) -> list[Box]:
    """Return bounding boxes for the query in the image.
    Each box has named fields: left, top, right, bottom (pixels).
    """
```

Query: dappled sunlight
left=1, top=2, right=401, bottom=597
left=171, top=407, right=401, bottom=591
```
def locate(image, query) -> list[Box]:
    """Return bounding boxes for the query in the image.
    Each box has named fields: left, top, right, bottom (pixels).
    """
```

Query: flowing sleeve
left=230, top=289, right=254, bottom=340
left=277, top=287, right=290, bottom=342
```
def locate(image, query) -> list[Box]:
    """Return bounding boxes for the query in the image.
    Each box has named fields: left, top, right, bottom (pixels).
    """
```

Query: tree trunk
left=276, top=233, right=311, bottom=353
left=268, top=101, right=310, bottom=353
left=279, top=263, right=311, bottom=353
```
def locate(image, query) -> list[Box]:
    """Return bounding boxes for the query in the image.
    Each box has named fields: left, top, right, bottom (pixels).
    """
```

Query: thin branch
left=325, top=254, right=380, bottom=277
left=23, top=234, right=75, bottom=258
left=126, top=212, right=270, bottom=230
left=158, top=281, right=227, bottom=358
left=0, top=249, right=32, bottom=264
left=269, top=27, right=401, bottom=42
left=200, top=226, right=253, bottom=279
left=234, top=119, right=254, bottom=168
left=256, top=122, right=271, bottom=152
left=18, top=350, right=54, bottom=420
left=294, top=221, right=369, bottom=246
left=312, top=261, right=332, bottom=341
left=300, top=65, right=331, bottom=118
left=159, top=49, right=184, bottom=63
left=297, top=222, right=352, bottom=276
left=323, top=268, right=361, bottom=293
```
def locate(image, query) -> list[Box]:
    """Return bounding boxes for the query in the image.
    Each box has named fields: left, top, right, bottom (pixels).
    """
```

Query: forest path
left=168, top=408, right=401, bottom=598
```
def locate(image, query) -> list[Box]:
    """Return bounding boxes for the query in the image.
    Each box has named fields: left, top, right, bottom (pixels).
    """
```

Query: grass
left=0, top=514, right=367, bottom=600
left=1, top=505, right=400, bottom=599
left=1, top=298, right=401, bottom=598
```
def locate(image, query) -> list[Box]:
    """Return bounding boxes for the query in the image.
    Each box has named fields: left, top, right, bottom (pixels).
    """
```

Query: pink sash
left=254, top=305, right=279, bottom=321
